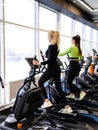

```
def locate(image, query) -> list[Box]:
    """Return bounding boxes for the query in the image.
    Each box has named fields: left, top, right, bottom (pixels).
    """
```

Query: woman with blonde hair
left=33, top=30, right=69, bottom=109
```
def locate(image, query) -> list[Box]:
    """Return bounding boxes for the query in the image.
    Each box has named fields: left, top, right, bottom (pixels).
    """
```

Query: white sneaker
left=66, top=93, right=76, bottom=99
left=79, top=91, right=86, bottom=100
left=59, top=105, right=73, bottom=114
left=41, top=101, right=53, bottom=108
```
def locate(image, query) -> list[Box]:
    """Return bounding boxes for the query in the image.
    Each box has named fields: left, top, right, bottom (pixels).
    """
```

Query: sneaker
left=41, top=101, right=53, bottom=108
left=79, top=91, right=86, bottom=100
left=59, top=105, right=73, bottom=114
left=66, top=93, right=76, bottom=99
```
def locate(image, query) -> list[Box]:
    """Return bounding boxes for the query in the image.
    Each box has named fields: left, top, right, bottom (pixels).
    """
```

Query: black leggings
left=38, top=68, right=67, bottom=103
left=67, top=61, right=81, bottom=97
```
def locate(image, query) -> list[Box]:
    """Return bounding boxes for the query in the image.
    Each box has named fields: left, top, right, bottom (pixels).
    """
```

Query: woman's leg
left=38, top=70, right=51, bottom=99
left=53, top=70, right=69, bottom=104
left=53, top=69, right=73, bottom=113
left=38, top=70, right=54, bottom=108
left=67, top=61, right=81, bottom=97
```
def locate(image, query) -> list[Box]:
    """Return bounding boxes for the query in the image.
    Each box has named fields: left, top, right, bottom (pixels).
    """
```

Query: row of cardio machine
left=0, top=50, right=98, bottom=130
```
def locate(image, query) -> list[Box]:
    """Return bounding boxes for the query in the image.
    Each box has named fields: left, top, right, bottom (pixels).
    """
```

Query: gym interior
left=0, top=0, right=98, bottom=130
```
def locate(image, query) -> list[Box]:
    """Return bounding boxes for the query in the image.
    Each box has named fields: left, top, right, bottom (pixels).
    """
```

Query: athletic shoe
left=41, top=100, right=53, bottom=108
left=59, top=105, right=73, bottom=114
left=79, top=91, right=86, bottom=100
left=66, top=93, right=76, bottom=99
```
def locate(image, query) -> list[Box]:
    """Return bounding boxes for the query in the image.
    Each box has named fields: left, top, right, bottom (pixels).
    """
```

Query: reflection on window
left=39, top=6, right=57, bottom=30
left=5, top=24, right=35, bottom=81
left=60, top=14, right=72, bottom=36
left=5, top=0, right=35, bottom=27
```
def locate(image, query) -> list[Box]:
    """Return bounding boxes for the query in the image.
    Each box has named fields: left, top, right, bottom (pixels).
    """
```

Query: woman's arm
left=41, top=45, right=53, bottom=65
left=58, top=47, right=71, bottom=56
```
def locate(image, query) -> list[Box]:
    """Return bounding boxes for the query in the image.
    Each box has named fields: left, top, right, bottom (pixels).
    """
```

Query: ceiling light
left=77, top=0, right=93, bottom=11
left=93, top=9, right=98, bottom=12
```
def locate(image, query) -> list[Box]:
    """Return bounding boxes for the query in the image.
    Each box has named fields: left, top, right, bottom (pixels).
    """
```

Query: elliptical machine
left=0, top=55, right=56, bottom=130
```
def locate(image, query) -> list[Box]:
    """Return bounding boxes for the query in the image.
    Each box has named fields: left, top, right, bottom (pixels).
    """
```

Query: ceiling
left=67, top=0, right=98, bottom=22
left=35, top=0, right=98, bottom=29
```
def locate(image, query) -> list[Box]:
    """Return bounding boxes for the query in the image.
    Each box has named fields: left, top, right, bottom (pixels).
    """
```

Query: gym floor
left=0, top=107, right=98, bottom=130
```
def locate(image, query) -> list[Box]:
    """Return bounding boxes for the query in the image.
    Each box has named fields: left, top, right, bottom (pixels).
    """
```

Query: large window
left=39, top=6, right=57, bottom=30
left=5, top=0, right=35, bottom=27
left=60, top=14, right=73, bottom=37
left=5, top=24, right=35, bottom=81
left=4, top=0, right=36, bottom=82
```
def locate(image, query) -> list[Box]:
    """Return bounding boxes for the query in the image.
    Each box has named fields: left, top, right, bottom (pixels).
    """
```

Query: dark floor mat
left=0, top=115, right=7, bottom=123
left=32, top=118, right=94, bottom=130
left=0, top=114, right=98, bottom=130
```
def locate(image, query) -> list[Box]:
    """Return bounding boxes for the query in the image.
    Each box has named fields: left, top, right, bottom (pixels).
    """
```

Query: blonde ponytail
left=51, top=31, right=60, bottom=49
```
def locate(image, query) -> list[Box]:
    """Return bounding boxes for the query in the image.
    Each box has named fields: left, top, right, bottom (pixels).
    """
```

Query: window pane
left=39, top=31, right=48, bottom=53
left=0, top=0, right=3, bottom=20
left=5, top=0, right=35, bottom=27
left=0, top=22, right=4, bottom=105
left=60, top=36, right=71, bottom=52
left=60, top=14, right=72, bottom=36
left=91, top=29, right=97, bottom=51
left=74, top=20, right=82, bottom=38
left=96, top=43, right=98, bottom=50
left=84, top=25, right=91, bottom=41
left=93, top=29, right=97, bottom=42
left=39, top=6, right=57, bottom=30
left=39, top=31, right=49, bottom=62
left=82, top=41, right=91, bottom=56
left=59, top=36, right=71, bottom=64
left=0, top=22, right=4, bottom=75
left=5, top=24, right=35, bottom=81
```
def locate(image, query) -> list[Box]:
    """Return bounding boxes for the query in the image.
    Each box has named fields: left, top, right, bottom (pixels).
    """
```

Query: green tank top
left=58, top=46, right=82, bottom=60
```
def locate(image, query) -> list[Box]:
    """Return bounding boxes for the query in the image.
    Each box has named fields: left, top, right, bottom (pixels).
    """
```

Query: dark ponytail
left=72, top=35, right=82, bottom=55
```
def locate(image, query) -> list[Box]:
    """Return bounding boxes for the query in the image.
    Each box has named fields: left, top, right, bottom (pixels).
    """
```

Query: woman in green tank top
left=58, top=35, right=86, bottom=113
